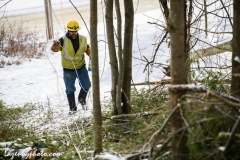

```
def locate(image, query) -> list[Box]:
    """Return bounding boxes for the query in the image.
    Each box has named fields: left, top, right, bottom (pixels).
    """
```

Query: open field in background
left=1, top=0, right=160, bottom=34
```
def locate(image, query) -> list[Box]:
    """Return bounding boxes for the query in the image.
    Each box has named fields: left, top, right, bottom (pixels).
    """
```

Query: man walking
left=51, top=20, right=91, bottom=115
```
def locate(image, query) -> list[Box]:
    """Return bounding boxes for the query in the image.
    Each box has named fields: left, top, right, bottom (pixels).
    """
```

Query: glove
left=52, top=40, right=61, bottom=52
left=53, top=40, right=60, bottom=46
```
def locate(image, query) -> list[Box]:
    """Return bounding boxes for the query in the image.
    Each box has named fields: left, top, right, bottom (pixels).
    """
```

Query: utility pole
left=44, top=0, right=53, bottom=40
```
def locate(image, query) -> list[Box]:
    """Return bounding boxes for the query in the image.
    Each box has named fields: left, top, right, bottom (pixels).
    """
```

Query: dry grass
left=0, top=18, right=45, bottom=68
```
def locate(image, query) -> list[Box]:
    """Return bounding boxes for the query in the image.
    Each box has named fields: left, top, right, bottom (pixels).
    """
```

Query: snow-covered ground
left=0, top=1, right=165, bottom=108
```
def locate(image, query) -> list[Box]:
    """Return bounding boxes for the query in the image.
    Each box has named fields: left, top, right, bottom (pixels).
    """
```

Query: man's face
left=69, top=31, right=78, bottom=39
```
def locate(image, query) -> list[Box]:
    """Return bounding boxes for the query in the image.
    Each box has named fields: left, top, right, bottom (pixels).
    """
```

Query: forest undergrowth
left=1, top=77, right=240, bottom=160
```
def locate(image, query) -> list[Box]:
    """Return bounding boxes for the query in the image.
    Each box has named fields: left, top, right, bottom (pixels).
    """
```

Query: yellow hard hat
left=67, top=20, right=80, bottom=31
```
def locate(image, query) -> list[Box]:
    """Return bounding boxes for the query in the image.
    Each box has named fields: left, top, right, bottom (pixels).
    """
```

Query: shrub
left=0, top=18, right=45, bottom=68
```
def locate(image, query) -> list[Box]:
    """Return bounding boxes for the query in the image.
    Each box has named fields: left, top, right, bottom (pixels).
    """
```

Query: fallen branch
left=167, top=40, right=232, bottom=63
left=218, top=132, right=240, bottom=138
left=124, top=149, right=150, bottom=160
left=149, top=105, right=179, bottom=148
left=111, top=112, right=161, bottom=120
left=131, top=79, right=231, bottom=86
left=190, top=40, right=232, bottom=61
left=131, top=79, right=170, bottom=86
left=168, top=84, right=239, bottom=102
left=168, top=84, right=240, bottom=112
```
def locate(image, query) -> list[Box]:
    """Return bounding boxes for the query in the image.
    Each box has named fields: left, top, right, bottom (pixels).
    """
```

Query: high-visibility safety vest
left=61, top=35, right=87, bottom=69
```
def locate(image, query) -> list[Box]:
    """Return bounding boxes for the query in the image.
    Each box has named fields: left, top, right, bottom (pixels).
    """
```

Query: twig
left=111, top=111, right=161, bottom=119
left=131, top=78, right=139, bottom=95
left=0, top=0, right=11, bottom=9
left=213, top=106, right=236, bottom=121
left=224, top=117, right=240, bottom=153
left=191, top=27, right=232, bottom=34
left=131, top=79, right=231, bottom=86
left=149, top=104, right=179, bottom=147
left=122, top=90, right=136, bottom=113
left=219, top=132, right=240, bottom=138
left=179, top=105, right=192, bottom=133
left=69, top=0, right=90, bottom=35
left=151, top=125, right=187, bottom=159
left=219, top=0, right=233, bottom=28
left=151, top=117, right=216, bottom=159
left=143, top=31, right=168, bottom=73
left=66, top=124, right=82, bottom=160
left=168, top=84, right=238, bottom=102
left=168, top=84, right=240, bottom=112
left=131, top=79, right=170, bottom=86
left=207, top=90, right=239, bottom=112
left=124, top=149, right=150, bottom=160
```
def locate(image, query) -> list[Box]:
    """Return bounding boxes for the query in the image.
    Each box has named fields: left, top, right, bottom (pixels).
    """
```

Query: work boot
left=78, top=89, right=88, bottom=110
left=79, top=99, right=88, bottom=110
left=67, top=93, right=77, bottom=115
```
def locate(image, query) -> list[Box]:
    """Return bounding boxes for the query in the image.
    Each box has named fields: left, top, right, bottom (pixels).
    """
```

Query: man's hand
left=53, top=40, right=60, bottom=46
left=51, top=40, right=61, bottom=52
left=86, top=47, right=91, bottom=57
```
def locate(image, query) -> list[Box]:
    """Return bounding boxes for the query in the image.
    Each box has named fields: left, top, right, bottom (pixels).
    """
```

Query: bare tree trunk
left=186, top=0, right=192, bottom=54
left=115, top=0, right=123, bottom=115
left=231, top=0, right=240, bottom=99
left=186, top=0, right=193, bottom=80
left=105, top=0, right=119, bottom=115
left=158, top=0, right=169, bottom=23
left=44, top=0, right=53, bottom=40
left=90, top=0, right=103, bottom=154
left=169, top=0, right=188, bottom=159
left=122, top=0, right=134, bottom=114
left=204, top=0, right=208, bottom=37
